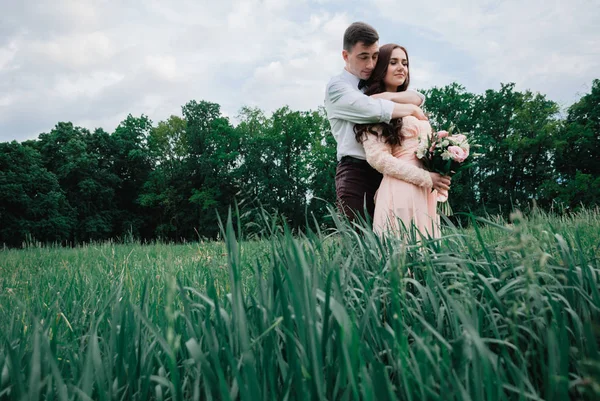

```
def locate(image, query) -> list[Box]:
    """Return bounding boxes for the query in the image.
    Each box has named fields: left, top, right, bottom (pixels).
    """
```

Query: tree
left=424, top=83, right=562, bottom=217
left=181, top=100, right=239, bottom=238
left=2, top=79, right=598, bottom=246
left=423, top=84, right=478, bottom=216
left=36, top=123, right=120, bottom=242
left=111, top=114, right=154, bottom=240
left=139, top=116, right=189, bottom=239
left=0, top=141, right=72, bottom=246
left=550, top=79, right=600, bottom=209
left=236, top=106, right=318, bottom=231
left=306, top=107, right=337, bottom=226
left=474, top=84, right=562, bottom=215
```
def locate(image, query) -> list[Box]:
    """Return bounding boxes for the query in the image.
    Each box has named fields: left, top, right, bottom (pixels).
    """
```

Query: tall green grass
left=1, top=207, right=599, bottom=400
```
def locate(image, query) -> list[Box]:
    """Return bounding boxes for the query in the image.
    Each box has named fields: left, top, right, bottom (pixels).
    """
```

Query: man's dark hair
left=343, top=22, right=379, bottom=52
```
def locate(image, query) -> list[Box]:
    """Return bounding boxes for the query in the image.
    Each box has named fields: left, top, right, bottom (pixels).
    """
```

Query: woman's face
left=384, top=47, right=408, bottom=92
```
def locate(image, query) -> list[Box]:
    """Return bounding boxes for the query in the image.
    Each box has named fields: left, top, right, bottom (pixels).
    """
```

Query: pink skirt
left=373, top=175, right=440, bottom=239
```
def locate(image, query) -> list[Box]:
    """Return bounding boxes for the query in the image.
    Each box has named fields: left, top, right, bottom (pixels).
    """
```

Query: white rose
left=441, top=150, right=453, bottom=161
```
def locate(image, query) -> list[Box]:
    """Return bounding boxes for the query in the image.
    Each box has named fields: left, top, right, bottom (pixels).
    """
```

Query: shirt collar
left=342, top=68, right=361, bottom=89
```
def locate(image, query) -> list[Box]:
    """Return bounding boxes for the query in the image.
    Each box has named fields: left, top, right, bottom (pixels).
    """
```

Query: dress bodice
left=391, top=116, right=432, bottom=160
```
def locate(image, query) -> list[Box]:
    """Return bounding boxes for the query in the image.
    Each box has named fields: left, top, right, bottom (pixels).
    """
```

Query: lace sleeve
left=363, top=130, right=433, bottom=188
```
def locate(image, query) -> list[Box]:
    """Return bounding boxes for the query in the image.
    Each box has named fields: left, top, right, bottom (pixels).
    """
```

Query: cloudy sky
left=1, top=0, right=599, bottom=142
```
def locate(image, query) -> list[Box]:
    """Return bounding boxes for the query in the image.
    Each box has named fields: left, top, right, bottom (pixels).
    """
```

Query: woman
left=355, top=44, right=450, bottom=238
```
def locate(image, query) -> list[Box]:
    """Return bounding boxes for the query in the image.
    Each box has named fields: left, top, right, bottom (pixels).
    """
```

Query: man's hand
left=391, top=104, right=427, bottom=121
left=412, top=105, right=427, bottom=121
left=430, top=172, right=451, bottom=192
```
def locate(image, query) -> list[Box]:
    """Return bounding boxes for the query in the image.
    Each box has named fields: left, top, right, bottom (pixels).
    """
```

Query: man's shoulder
left=326, top=71, right=346, bottom=88
left=326, top=71, right=358, bottom=96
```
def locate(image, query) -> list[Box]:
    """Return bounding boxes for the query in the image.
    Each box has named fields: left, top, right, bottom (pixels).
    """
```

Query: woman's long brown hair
left=354, top=44, right=410, bottom=146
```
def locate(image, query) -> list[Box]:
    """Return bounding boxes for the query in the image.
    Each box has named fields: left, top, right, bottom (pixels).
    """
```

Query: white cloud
left=239, top=11, right=350, bottom=116
left=0, top=0, right=598, bottom=142
left=408, top=56, right=458, bottom=91
left=0, top=95, right=13, bottom=108
left=372, top=0, right=600, bottom=104
left=0, top=40, right=19, bottom=70
left=145, top=55, right=179, bottom=82
left=30, top=32, right=115, bottom=68
left=53, top=72, right=125, bottom=99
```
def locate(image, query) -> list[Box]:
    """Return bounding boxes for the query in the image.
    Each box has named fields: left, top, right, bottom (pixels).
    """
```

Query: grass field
left=1, top=207, right=599, bottom=400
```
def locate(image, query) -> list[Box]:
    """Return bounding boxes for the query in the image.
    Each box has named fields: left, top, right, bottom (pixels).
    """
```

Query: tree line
left=1, top=80, right=598, bottom=247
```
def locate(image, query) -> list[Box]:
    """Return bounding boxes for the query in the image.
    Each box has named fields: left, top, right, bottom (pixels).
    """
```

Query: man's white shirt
left=324, top=69, right=425, bottom=161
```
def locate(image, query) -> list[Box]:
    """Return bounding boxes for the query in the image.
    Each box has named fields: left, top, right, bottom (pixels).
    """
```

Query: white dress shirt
left=324, top=69, right=425, bottom=161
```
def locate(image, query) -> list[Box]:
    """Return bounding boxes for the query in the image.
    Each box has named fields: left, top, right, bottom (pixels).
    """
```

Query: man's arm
left=371, top=89, right=425, bottom=106
left=325, top=80, right=394, bottom=124
left=391, top=103, right=426, bottom=120
left=325, top=80, right=426, bottom=123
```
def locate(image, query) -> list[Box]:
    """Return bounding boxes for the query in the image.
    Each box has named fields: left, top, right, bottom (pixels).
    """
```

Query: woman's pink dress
left=373, top=116, right=440, bottom=238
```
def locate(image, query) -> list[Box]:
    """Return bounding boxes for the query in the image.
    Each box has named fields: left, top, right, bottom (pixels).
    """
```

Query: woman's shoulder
left=402, top=116, right=431, bottom=137
left=400, top=116, right=420, bottom=137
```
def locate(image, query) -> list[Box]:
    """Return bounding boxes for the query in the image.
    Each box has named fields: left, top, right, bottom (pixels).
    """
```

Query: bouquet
left=416, top=126, right=477, bottom=212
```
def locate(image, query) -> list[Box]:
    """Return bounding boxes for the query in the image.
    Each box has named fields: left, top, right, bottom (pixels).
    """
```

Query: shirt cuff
left=379, top=99, right=395, bottom=123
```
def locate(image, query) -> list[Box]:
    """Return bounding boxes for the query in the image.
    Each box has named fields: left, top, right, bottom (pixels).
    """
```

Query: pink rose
left=437, top=130, right=449, bottom=138
left=448, top=146, right=469, bottom=162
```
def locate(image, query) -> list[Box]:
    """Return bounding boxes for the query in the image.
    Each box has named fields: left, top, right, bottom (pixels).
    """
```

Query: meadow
left=1, top=208, right=599, bottom=400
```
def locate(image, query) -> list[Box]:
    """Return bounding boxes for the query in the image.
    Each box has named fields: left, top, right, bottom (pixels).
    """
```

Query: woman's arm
left=363, top=130, right=433, bottom=188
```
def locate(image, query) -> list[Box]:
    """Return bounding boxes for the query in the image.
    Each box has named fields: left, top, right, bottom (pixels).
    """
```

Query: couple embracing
left=324, top=22, right=451, bottom=238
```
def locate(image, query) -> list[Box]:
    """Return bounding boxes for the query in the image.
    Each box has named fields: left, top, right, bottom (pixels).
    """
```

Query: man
left=324, top=21, right=450, bottom=224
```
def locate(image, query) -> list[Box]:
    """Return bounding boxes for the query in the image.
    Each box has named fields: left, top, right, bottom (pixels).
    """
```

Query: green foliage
left=306, top=107, right=337, bottom=225
left=179, top=100, right=240, bottom=238
left=236, top=106, right=326, bottom=232
left=35, top=123, right=121, bottom=243
left=422, top=81, right=590, bottom=218
left=1, top=79, right=599, bottom=246
left=111, top=114, right=154, bottom=239
left=550, top=79, right=600, bottom=209
left=0, top=141, right=72, bottom=246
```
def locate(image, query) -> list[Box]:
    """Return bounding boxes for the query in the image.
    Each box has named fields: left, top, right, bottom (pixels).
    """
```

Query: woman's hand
left=430, top=172, right=451, bottom=192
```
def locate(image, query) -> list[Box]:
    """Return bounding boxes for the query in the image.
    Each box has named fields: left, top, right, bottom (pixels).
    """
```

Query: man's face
left=343, top=41, right=379, bottom=80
